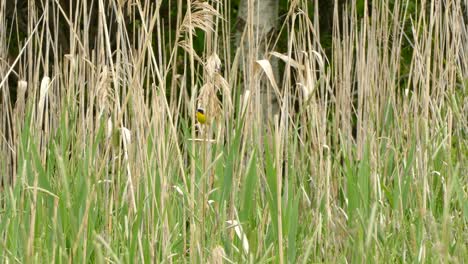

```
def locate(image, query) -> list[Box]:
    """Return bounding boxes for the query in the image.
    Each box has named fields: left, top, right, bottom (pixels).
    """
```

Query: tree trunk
left=237, top=0, right=279, bottom=124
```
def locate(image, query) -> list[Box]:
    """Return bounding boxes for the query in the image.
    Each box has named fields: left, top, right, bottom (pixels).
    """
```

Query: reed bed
left=0, top=0, right=466, bottom=262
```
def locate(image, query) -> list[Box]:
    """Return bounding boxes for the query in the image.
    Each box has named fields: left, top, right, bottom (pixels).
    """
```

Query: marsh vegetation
left=0, top=0, right=466, bottom=262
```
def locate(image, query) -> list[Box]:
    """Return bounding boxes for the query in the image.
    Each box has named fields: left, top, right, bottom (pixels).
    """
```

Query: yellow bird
left=196, top=107, right=207, bottom=124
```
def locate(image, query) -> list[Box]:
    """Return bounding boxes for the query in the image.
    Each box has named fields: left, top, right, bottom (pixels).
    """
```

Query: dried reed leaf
left=226, top=220, right=249, bottom=255
left=241, top=90, right=251, bottom=117
left=270, top=51, right=305, bottom=70
left=15, top=80, right=28, bottom=109
left=178, top=40, right=203, bottom=63
left=38, top=77, right=51, bottom=110
left=173, top=185, right=184, bottom=196
left=106, top=118, right=113, bottom=139
left=37, top=76, right=51, bottom=127
left=311, top=50, right=325, bottom=70
left=255, top=59, right=281, bottom=99
left=121, top=127, right=132, bottom=146
left=298, top=83, right=314, bottom=101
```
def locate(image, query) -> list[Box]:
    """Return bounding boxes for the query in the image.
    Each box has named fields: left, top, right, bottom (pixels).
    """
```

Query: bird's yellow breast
left=196, top=109, right=207, bottom=124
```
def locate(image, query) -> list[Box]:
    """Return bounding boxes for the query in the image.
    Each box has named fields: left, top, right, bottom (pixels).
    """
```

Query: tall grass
left=1, top=0, right=466, bottom=262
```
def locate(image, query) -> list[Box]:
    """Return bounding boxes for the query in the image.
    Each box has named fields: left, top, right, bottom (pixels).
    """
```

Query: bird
left=196, top=107, right=207, bottom=124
